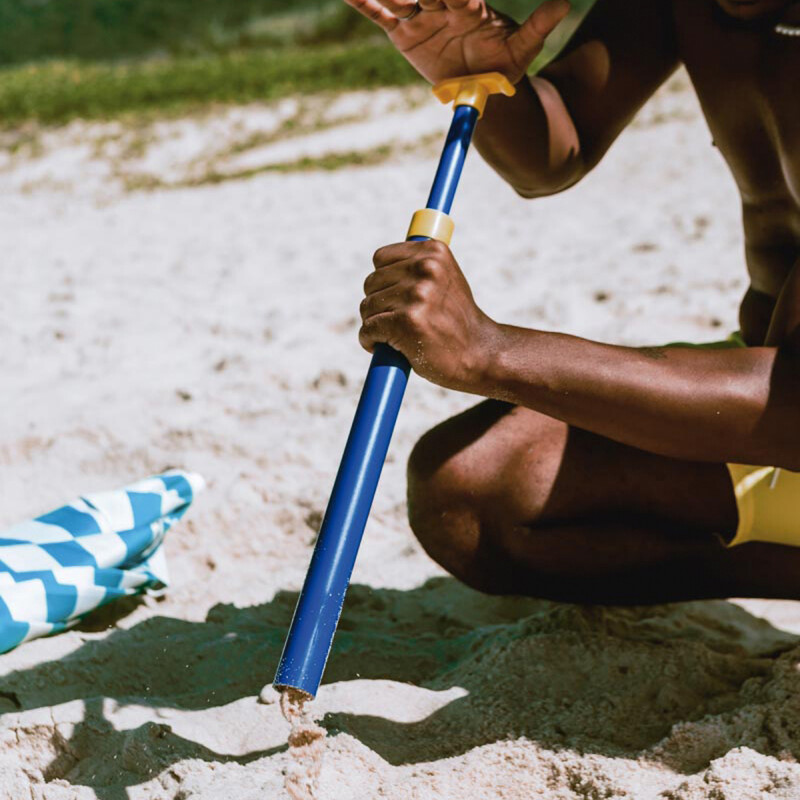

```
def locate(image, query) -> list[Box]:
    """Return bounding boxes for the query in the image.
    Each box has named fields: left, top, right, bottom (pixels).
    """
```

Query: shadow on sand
left=2, top=576, right=800, bottom=797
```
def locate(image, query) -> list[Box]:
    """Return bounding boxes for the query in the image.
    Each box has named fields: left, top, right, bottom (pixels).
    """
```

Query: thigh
left=413, top=400, right=800, bottom=601
left=418, top=399, right=739, bottom=539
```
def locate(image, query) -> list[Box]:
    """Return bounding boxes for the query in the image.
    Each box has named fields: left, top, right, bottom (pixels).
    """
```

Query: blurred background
left=0, top=0, right=596, bottom=125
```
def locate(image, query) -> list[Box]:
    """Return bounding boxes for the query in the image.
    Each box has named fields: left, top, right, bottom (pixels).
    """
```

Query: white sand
left=1, top=72, right=800, bottom=799
left=281, top=689, right=327, bottom=800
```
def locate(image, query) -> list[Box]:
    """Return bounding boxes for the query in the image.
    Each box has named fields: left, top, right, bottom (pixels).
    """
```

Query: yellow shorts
left=666, top=332, right=800, bottom=547
left=726, top=463, right=800, bottom=546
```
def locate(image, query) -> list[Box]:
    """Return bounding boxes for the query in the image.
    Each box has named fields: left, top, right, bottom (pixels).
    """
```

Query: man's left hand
left=359, top=240, right=498, bottom=393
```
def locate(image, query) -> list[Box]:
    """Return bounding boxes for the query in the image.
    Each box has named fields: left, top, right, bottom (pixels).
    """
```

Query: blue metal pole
left=274, top=104, right=480, bottom=698
left=424, top=105, right=478, bottom=214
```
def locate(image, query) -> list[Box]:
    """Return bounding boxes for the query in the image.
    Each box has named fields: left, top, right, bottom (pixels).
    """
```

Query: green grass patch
left=191, top=144, right=396, bottom=184
left=125, top=131, right=444, bottom=191
left=0, top=0, right=598, bottom=127
left=0, top=0, right=367, bottom=64
left=0, top=41, right=418, bottom=126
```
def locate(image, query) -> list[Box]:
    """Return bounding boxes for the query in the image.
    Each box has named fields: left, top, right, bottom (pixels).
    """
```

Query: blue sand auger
left=274, top=73, right=516, bottom=699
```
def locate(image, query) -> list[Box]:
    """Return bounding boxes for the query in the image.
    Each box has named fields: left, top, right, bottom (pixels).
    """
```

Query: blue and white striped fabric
left=0, top=469, right=204, bottom=653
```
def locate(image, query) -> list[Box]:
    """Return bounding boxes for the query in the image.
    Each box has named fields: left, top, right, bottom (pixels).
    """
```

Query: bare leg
left=407, top=400, right=800, bottom=603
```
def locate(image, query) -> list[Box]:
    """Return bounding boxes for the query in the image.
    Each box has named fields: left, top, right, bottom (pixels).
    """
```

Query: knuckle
left=414, top=257, right=440, bottom=278
left=404, top=307, right=422, bottom=331
left=408, top=282, right=430, bottom=304
left=426, top=239, right=448, bottom=257
left=373, top=243, right=401, bottom=267
left=359, top=296, right=370, bottom=318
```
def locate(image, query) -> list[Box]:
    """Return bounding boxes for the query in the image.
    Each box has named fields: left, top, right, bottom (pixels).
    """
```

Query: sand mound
left=3, top=580, right=800, bottom=798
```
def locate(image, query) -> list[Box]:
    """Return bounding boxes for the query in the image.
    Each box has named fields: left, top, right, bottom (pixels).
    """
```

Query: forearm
left=478, top=325, right=800, bottom=469
left=473, top=75, right=584, bottom=198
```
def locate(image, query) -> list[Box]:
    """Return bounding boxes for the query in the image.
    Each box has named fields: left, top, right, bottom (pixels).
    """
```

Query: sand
left=280, top=689, right=327, bottom=800
left=1, top=71, right=800, bottom=799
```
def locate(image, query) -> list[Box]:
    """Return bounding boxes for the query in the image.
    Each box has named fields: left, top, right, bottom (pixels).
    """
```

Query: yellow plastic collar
left=432, top=72, right=516, bottom=118
left=406, top=208, right=454, bottom=245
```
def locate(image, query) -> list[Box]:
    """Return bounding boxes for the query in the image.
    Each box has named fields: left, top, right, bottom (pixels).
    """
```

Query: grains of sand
left=280, top=687, right=327, bottom=800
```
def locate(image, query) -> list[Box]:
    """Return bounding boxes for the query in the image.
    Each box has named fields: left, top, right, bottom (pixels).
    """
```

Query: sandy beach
left=2, top=71, right=800, bottom=799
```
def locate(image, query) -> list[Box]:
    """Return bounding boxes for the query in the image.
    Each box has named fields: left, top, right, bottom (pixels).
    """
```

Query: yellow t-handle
left=432, top=72, right=516, bottom=119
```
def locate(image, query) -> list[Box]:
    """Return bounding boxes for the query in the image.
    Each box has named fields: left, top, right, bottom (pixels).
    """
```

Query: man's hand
left=359, top=240, right=499, bottom=392
left=343, top=0, right=570, bottom=85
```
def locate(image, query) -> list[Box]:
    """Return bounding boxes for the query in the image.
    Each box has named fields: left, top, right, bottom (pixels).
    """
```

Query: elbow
left=512, top=183, right=555, bottom=200
left=510, top=158, right=589, bottom=200
left=513, top=180, right=580, bottom=200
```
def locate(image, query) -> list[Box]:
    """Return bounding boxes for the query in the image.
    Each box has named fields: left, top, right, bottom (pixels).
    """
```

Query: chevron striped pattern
left=0, top=470, right=204, bottom=653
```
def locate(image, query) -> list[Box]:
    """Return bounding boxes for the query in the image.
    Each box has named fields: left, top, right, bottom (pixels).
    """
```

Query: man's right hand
left=343, top=0, right=571, bottom=86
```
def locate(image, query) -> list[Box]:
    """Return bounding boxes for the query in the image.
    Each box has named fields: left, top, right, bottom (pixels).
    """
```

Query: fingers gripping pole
left=273, top=73, right=515, bottom=699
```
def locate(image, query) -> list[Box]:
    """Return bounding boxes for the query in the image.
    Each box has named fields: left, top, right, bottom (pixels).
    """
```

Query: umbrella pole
left=274, top=73, right=515, bottom=699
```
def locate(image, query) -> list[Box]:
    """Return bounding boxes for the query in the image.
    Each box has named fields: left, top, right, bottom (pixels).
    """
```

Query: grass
left=0, top=0, right=598, bottom=128
left=0, top=0, right=584, bottom=65
left=123, top=131, right=444, bottom=191
left=0, top=0, right=372, bottom=65
left=185, top=144, right=397, bottom=183
left=0, top=41, right=418, bottom=127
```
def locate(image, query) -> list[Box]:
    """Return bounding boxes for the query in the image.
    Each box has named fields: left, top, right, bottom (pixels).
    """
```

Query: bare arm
left=473, top=0, right=681, bottom=196
left=471, top=74, right=583, bottom=196
left=360, top=243, right=800, bottom=471
left=479, top=325, right=800, bottom=469
left=344, top=0, right=680, bottom=195
left=473, top=259, right=800, bottom=469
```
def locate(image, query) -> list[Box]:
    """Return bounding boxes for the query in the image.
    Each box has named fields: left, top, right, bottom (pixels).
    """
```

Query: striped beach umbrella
left=0, top=469, right=204, bottom=653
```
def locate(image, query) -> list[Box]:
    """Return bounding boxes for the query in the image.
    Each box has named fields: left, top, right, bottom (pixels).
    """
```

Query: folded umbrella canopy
left=0, top=469, right=203, bottom=653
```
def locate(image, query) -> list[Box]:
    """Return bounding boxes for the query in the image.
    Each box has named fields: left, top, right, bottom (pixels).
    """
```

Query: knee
left=406, top=402, right=547, bottom=546
left=407, top=425, right=467, bottom=538
left=406, top=423, right=480, bottom=540
left=406, top=399, right=515, bottom=495
left=406, top=428, right=511, bottom=595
